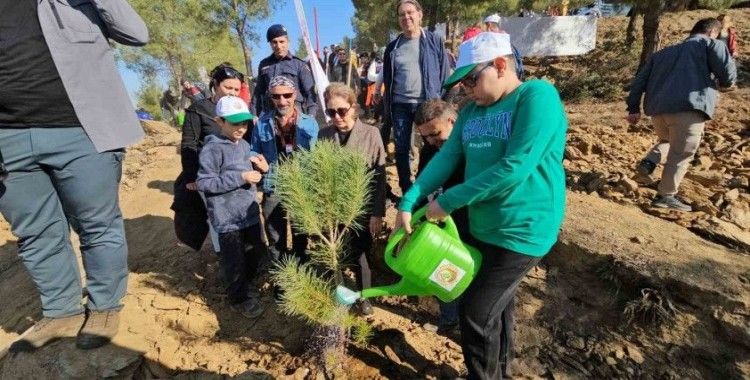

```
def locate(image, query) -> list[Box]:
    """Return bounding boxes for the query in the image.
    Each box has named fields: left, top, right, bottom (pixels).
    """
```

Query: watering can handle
left=385, top=206, right=461, bottom=262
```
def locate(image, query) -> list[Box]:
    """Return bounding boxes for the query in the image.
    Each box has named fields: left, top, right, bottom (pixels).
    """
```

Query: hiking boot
left=76, top=310, right=120, bottom=350
left=652, top=195, right=692, bottom=212
left=231, top=297, right=265, bottom=319
left=9, top=314, right=85, bottom=353
left=635, top=159, right=657, bottom=183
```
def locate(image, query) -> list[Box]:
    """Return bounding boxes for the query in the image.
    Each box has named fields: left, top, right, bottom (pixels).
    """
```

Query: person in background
left=1, top=0, right=148, bottom=352
left=172, top=63, right=244, bottom=251
left=196, top=96, right=267, bottom=319
left=627, top=18, right=736, bottom=211
left=717, top=14, right=738, bottom=58
left=329, top=47, right=360, bottom=93
left=252, top=24, right=318, bottom=118
left=249, top=76, right=320, bottom=277
left=413, top=99, right=464, bottom=335
left=396, top=32, right=567, bottom=378
left=484, top=13, right=525, bottom=80
left=382, top=0, right=450, bottom=195
left=319, top=83, right=386, bottom=316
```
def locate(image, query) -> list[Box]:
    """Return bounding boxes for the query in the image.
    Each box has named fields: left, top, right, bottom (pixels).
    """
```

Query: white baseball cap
left=215, top=95, right=254, bottom=124
left=444, top=32, right=513, bottom=88
left=484, top=13, right=501, bottom=24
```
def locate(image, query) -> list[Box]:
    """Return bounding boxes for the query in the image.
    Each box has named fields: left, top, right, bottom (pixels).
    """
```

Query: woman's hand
left=186, top=182, right=198, bottom=191
left=369, top=216, right=383, bottom=237
left=426, top=200, right=448, bottom=222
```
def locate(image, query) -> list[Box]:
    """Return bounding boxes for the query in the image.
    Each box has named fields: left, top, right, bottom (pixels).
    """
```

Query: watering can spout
left=334, top=280, right=431, bottom=306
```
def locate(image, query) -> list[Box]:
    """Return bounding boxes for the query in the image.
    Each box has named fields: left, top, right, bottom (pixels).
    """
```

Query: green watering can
left=335, top=207, right=482, bottom=305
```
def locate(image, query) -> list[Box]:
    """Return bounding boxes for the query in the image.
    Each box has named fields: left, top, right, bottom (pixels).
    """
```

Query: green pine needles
left=270, top=140, right=375, bottom=368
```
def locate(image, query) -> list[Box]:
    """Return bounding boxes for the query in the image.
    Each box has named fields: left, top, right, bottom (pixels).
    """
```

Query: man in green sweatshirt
left=396, top=32, right=567, bottom=379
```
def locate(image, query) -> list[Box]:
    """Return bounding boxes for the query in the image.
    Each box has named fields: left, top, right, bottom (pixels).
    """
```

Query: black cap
left=266, top=24, right=288, bottom=42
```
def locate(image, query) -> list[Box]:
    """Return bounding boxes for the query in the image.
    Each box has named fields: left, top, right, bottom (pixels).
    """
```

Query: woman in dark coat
left=172, top=64, right=245, bottom=250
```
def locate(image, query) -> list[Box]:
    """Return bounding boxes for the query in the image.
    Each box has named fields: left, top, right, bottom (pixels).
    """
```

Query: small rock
left=630, top=236, right=645, bottom=244
left=565, top=146, right=585, bottom=160
left=614, top=348, right=626, bottom=360
left=694, top=155, right=713, bottom=170
left=686, top=170, right=724, bottom=187
left=606, top=357, right=618, bottom=366
left=566, top=336, right=586, bottom=351
left=725, top=189, right=740, bottom=202
left=625, top=345, right=645, bottom=364
left=724, top=201, right=750, bottom=230
left=728, top=176, right=749, bottom=189
left=619, top=178, right=639, bottom=193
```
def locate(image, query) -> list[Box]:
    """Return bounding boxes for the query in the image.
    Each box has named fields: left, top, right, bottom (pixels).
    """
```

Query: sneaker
left=231, top=298, right=265, bottom=319
left=652, top=195, right=692, bottom=212
left=9, top=314, right=85, bottom=353
left=76, top=310, right=120, bottom=350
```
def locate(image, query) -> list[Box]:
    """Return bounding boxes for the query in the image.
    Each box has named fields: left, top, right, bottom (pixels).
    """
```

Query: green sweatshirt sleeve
left=398, top=114, right=465, bottom=213
left=437, top=82, right=565, bottom=213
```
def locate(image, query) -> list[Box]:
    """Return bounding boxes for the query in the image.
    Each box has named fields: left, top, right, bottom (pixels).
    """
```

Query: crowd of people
left=0, top=0, right=740, bottom=378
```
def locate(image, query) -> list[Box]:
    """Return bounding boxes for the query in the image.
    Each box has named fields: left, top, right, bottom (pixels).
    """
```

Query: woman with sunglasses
left=319, top=83, right=387, bottom=315
left=172, top=63, right=245, bottom=251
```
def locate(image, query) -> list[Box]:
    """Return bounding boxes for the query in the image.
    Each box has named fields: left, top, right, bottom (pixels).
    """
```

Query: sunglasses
left=213, top=66, right=245, bottom=83
left=271, top=93, right=294, bottom=100
left=461, top=62, right=493, bottom=88
left=325, top=106, right=352, bottom=118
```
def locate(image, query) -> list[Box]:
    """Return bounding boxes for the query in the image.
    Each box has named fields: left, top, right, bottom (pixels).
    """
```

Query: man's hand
left=242, top=170, right=262, bottom=184
left=250, top=155, right=269, bottom=173
left=626, top=113, right=640, bottom=125
left=426, top=200, right=448, bottom=222
left=370, top=216, right=383, bottom=237
left=186, top=182, right=198, bottom=191
left=393, top=211, right=413, bottom=235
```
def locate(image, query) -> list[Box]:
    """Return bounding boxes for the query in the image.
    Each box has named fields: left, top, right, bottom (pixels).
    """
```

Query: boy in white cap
left=196, top=95, right=267, bottom=319
left=396, top=32, right=568, bottom=378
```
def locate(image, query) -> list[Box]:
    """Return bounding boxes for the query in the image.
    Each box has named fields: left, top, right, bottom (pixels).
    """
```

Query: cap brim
left=224, top=112, right=254, bottom=124
left=443, top=64, right=477, bottom=88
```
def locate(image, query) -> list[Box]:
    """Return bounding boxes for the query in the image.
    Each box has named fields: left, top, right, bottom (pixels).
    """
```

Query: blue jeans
left=390, top=102, right=420, bottom=193
left=0, top=127, right=128, bottom=317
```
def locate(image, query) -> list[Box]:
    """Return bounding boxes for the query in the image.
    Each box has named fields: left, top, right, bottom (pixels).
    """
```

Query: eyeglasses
left=271, top=93, right=294, bottom=100
left=461, top=62, right=493, bottom=88
left=325, top=106, right=352, bottom=118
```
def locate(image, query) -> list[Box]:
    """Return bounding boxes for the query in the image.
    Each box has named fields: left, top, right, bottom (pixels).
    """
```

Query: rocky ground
left=0, top=9, right=748, bottom=380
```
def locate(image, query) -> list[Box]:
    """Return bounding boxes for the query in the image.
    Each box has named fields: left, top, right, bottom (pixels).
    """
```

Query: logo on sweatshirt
left=462, top=111, right=512, bottom=146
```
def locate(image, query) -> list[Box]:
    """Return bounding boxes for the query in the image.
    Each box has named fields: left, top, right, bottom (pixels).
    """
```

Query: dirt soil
left=1, top=9, right=749, bottom=380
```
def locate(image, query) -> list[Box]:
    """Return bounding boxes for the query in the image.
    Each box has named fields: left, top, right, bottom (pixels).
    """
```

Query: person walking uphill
left=252, top=24, right=318, bottom=118
left=382, top=0, right=450, bottom=194
left=0, top=1, right=148, bottom=352
left=196, top=96, right=267, bottom=319
left=396, top=32, right=568, bottom=379
left=627, top=18, right=736, bottom=212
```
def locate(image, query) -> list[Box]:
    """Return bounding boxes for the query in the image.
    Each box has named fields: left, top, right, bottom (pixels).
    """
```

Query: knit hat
left=444, top=32, right=513, bottom=88
left=266, top=24, right=288, bottom=42
left=215, top=96, right=254, bottom=123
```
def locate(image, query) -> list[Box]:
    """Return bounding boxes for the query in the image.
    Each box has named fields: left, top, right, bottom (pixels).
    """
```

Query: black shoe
left=354, top=299, right=373, bottom=316
left=635, top=159, right=657, bottom=183
left=652, top=195, right=692, bottom=212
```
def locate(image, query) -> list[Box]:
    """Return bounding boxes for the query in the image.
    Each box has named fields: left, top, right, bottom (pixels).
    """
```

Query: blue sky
left=120, top=0, right=356, bottom=103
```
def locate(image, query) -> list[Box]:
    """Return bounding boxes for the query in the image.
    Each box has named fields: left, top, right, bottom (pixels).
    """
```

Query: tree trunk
left=625, top=5, right=639, bottom=48
left=638, top=0, right=662, bottom=70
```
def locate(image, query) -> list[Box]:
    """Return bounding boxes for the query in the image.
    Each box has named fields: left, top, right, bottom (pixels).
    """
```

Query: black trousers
left=459, top=238, right=542, bottom=380
left=346, top=221, right=373, bottom=290
left=217, top=223, right=267, bottom=304
left=262, top=193, right=309, bottom=264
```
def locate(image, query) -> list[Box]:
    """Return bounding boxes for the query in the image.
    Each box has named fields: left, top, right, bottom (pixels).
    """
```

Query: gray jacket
left=626, top=34, right=736, bottom=119
left=196, top=135, right=260, bottom=234
left=38, top=0, right=149, bottom=152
